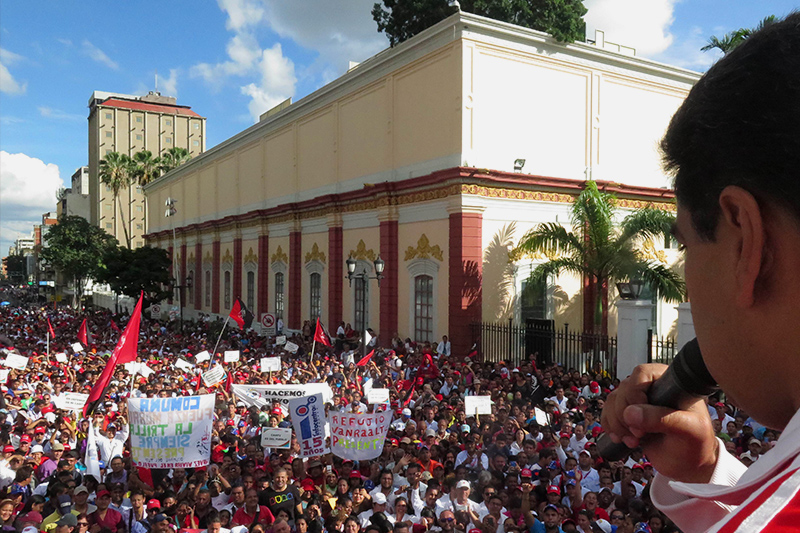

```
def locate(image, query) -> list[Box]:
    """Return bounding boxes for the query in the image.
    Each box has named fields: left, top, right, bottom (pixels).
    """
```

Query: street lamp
left=346, top=255, right=386, bottom=361
left=172, top=272, right=193, bottom=330
left=616, top=279, right=645, bottom=300
left=164, top=197, right=179, bottom=320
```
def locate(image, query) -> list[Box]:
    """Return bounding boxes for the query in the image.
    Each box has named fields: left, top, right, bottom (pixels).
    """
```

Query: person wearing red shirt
left=88, top=490, right=124, bottom=533
left=232, top=488, right=274, bottom=528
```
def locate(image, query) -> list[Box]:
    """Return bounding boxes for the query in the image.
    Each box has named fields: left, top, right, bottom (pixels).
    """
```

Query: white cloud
left=0, top=151, right=64, bottom=254
left=57, top=38, right=73, bottom=46
left=217, top=0, right=265, bottom=31
left=0, top=48, right=27, bottom=95
left=82, top=40, right=119, bottom=70
left=650, top=26, right=720, bottom=71
left=241, top=43, right=297, bottom=121
left=38, top=106, right=83, bottom=121
left=584, top=0, right=676, bottom=56
left=191, top=33, right=263, bottom=90
left=160, top=68, right=179, bottom=97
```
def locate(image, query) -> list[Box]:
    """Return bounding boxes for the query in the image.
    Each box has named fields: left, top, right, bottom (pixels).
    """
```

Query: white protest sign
left=138, top=364, right=155, bottom=378
left=329, top=411, right=391, bottom=461
left=71, top=342, right=84, bottom=353
left=128, top=394, right=214, bottom=468
left=232, top=383, right=334, bottom=413
left=275, top=336, right=287, bottom=345
left=2, top=353, right=29, bottom=370
left=464, top=395, right=493, bottom=415
left=260, top=357, right=281, bottom=372
left=202, top=365, right=225, bottom=387
left=55, top=352, right=68, bottom=363
left=224, top=350, right=240, bottom=363
left=261, top=427, right=292, bottom=449
left=366, top=388, right=390, bottom=404
left=535, top=407, right=549, bottom=426
left=289, top=393, right=328, bottom=457
left=195, top=351, right=211, bottom=363
left=174, top=359, right=194, bottom=371
left=0, top=369, right=10, bottom=383
left=54, top=392, right=90, bottom=412
left=283, top=341, right=299, bottom=354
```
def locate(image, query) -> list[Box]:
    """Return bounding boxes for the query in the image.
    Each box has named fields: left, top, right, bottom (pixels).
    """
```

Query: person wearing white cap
left=446, top=480, right=480, bottom=519
left=391, top=409, right=413, bottom=432
left=358, top=491, right=396, bottom=529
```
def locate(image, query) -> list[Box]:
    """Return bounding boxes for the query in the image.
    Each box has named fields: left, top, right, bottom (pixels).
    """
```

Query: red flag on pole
left=77, top=319, right=88, bottom=346
left=47, top=318, right=56, bottom=339
left=110, top=320, right=121, bottom=334
left=83, top=292, right=144, bottom=417
left=313, top=318, right=332, bottom=347
left=228, top=298, right=254, bottom=329
left=355, top=349, right=375, bottom=367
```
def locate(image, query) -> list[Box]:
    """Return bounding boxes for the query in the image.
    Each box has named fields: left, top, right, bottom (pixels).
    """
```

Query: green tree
left=511, top=181, right=685, bottom=334
left=2, top=254, right=27, bottom=283
left=131, top=150, right=162, bottom=186
left=41, top=216, right=118, bottom=308
left=96, top=245, right=172, bottom=308
left=372, top=0, right=587, bottom=47
left=158, top=147, right=192, bottom=174
left=99, top=151, right=134, bottom=248
left=701, top=15, right=778, bottom=54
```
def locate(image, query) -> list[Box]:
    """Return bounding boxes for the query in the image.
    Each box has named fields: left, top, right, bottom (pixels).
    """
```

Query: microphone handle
left=597, top=341, right=719, bottom=462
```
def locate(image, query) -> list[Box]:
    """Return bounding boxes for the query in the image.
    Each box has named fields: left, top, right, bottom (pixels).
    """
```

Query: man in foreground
left=602, top=12, right=800, bottom=532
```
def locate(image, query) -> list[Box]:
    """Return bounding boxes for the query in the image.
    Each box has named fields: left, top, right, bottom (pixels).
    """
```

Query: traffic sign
left=150, top=304, right=161, bottom=320
left=261, top=313, right=276, bottom=336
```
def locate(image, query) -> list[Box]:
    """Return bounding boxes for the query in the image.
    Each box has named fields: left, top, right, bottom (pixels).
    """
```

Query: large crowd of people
left=0, top=291, right=777, bottom=533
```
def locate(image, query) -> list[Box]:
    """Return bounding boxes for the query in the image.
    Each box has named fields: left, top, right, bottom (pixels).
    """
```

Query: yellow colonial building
left=144, top=12, right=698, bottom=355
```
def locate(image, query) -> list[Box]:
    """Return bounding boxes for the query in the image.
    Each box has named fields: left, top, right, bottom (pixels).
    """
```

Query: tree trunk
left=117, top=195, right=131, bottom=248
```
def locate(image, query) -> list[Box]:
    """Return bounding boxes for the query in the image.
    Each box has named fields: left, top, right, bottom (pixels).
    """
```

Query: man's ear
left=717, top=186, right=765, bottom=307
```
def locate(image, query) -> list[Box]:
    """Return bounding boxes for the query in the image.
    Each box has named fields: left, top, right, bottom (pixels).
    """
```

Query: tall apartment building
left=88, top=91, right=206, bottom=248
left=57, top=166, right=91, bottom=220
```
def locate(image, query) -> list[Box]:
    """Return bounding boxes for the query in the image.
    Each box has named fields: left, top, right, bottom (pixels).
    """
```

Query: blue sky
left=1, top=0, right=798, bottom=257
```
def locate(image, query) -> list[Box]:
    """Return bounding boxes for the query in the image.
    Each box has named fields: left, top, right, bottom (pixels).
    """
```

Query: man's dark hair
left=661, top=12, right=800, bottom=240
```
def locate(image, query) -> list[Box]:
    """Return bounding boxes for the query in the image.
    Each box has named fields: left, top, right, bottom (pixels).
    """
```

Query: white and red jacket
left=651, top=408, right=800, bottom=532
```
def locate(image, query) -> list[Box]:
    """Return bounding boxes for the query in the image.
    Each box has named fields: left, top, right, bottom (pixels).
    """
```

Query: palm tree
left=159, top=147, right=192, bottom=174
left=702, top=15, right=778, bottom=55
left=99, top=151, right=134, bottom=248
left=131, top=150, right=162, bottom=186
left=511, top=181, right=685, bottom=335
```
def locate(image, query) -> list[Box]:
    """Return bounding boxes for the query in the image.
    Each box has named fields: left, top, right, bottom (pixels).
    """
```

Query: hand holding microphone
left=599, top=338, right=723, bottom=483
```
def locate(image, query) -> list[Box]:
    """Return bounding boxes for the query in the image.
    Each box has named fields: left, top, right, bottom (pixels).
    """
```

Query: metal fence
left=647, top=328, right=678, bottom=366
left=470, top=319, right=618, bottom=378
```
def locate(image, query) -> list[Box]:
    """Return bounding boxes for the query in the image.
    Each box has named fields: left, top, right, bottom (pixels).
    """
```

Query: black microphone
left=597, top=338, right=719, bottom=461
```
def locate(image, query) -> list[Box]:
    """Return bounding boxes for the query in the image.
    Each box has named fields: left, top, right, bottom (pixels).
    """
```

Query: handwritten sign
left=232, top=383, right=334, bottom=413
left=366, top=388, right=390, bottom=404
left=54, top=392, right=90, bottom=412
left=128, top=395, right=214, bottom=468
left=224, top=350, right=240, bottom=363
left=535, top=407, right=549, bottom=426
left=2, top=354, right=29, bottom=370
left=194, top=351, right=210, bottom=363
left=261, top=427, right=292, bottom=449
left=329, top=411, right=391, bottom=460
left=202, top=365, right=225, bottom=387
left=0, top=369, right=9, bottom=383
left=275, top=336, right=287, bottom=345
left=465, top=396, right=493, bottom=415
left=284, top=341, right=299, bottom=354
left=289, top=393, right=328, bottom=457
left=260, top=357, right=281, bottom=372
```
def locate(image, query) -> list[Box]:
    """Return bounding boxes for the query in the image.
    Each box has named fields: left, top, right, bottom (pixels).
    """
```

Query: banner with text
left=329, top=411, right=391, bottom=461
left=232, top=383, right=333, bottom=412
left=289, top=393, right=328, bottom=457
left=128, top=395, right=214, bottom=468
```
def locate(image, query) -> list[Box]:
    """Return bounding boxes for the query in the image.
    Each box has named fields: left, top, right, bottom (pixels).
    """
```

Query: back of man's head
left=662, top=13, right=800, bottom=240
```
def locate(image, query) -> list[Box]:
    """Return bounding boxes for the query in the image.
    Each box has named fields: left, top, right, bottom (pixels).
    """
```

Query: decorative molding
left=203, top=251, right=213, bottom=266
left=615, top=199, right=676, bottom=212
left=304, top=242, right=327, bottom=264
left=187, top=252, right=195, bottom=264
left=221, top=249, right=233, bottom=266
left=243, top=247, right=258, bottom=266
left=640, top=238, right=668, bottom=264
left=461, top=183, right=574, bottom=204
left=349, top=239, right=376, bottom=262
left=405, top=234, right=444, bottom=262
left=271, top=245, right=288, bottom=264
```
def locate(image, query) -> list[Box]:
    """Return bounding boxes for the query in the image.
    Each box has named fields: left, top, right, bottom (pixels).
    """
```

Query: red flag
left=228, top=298, right=254, bottom=329
left=77, top=319, right=88, bottom=346
left=313, top=318, right=332, bottom=347
left=355, top=349, right=375, bottom=367
left=47, top=318, right=56, bottom=339
left=110, top=320, right=121, bottom=333
left=83, top=292, right=144, bottom=417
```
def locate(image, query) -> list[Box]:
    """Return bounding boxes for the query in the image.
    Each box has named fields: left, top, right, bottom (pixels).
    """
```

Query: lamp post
left=346, top=256, right=385, bottom=361
left=164, top=197, right=179, bottom=323
left=172, top=272, right=193, bottom=330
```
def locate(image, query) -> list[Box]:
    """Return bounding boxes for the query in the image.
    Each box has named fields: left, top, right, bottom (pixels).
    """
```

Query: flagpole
left=212, top=316, right=231, bottom=363
left=46, top=330, right=50, bottom=358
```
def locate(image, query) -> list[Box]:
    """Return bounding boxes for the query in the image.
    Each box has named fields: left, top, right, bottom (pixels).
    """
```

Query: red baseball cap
left=546, top=485, right=560, bottom=495
left=96, top=490, right=111, bottom=499
left=147, top=499, right=161, bottom=510
left=20, top=435, right=32, bottom=443
left=559, top=432, right=570, bottom=439
left=520, top=468, right=533, bottom=478
left=34, top=427, right=46, bottom=435
left=590, top=381, right=600, bottom=393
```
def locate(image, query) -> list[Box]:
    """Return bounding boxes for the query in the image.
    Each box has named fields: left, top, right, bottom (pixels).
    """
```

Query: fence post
left=647, top=328, right=653, bottom=364
left=615, top=299, right=655, bottom=379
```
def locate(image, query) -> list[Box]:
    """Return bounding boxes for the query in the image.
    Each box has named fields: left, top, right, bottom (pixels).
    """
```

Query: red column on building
left=212, top=240, right=221, bottom=314
left=180, top=243, right=187, bottom=311
left=289, top=230, right=302, bottom=329
left=328, top=226, right=343, bottom=330
left=379, top=220, right=399, bottom=344
left=448, top=212, right=483, bottom=356
left=194, top=242, right=202, bottom=310
left=233, top=238, right=243, bottom=300
left=258, top=234, right=269, bottom=318
left=167, top=246, right=174, bottom=304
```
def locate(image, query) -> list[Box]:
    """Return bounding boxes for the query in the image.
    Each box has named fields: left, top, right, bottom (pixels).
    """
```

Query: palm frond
left=511, top=223, right=583, bottom=260
left=528, top=257, right=587, bottom=285
left=616, top=207, right=675, bottom=247
left=571, top=181, right=615, bottom=252
left=620, top=261, right=686, bottom=303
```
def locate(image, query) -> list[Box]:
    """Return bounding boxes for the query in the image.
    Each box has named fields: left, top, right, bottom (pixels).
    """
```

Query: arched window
left=224, top=271, right=232, bottom=310
left=414, top=275, right=434, bottom=342
left=246, top=271, right=255, bottom=312
left=310, top=272, right=322, bottom=320
left=188, top=269, right=194, bottom=305
left=353, top=260, right=371, bottom=333
left=204, top=270, right=211, bottom=307
left=274, top=272, right=285, bottom=320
